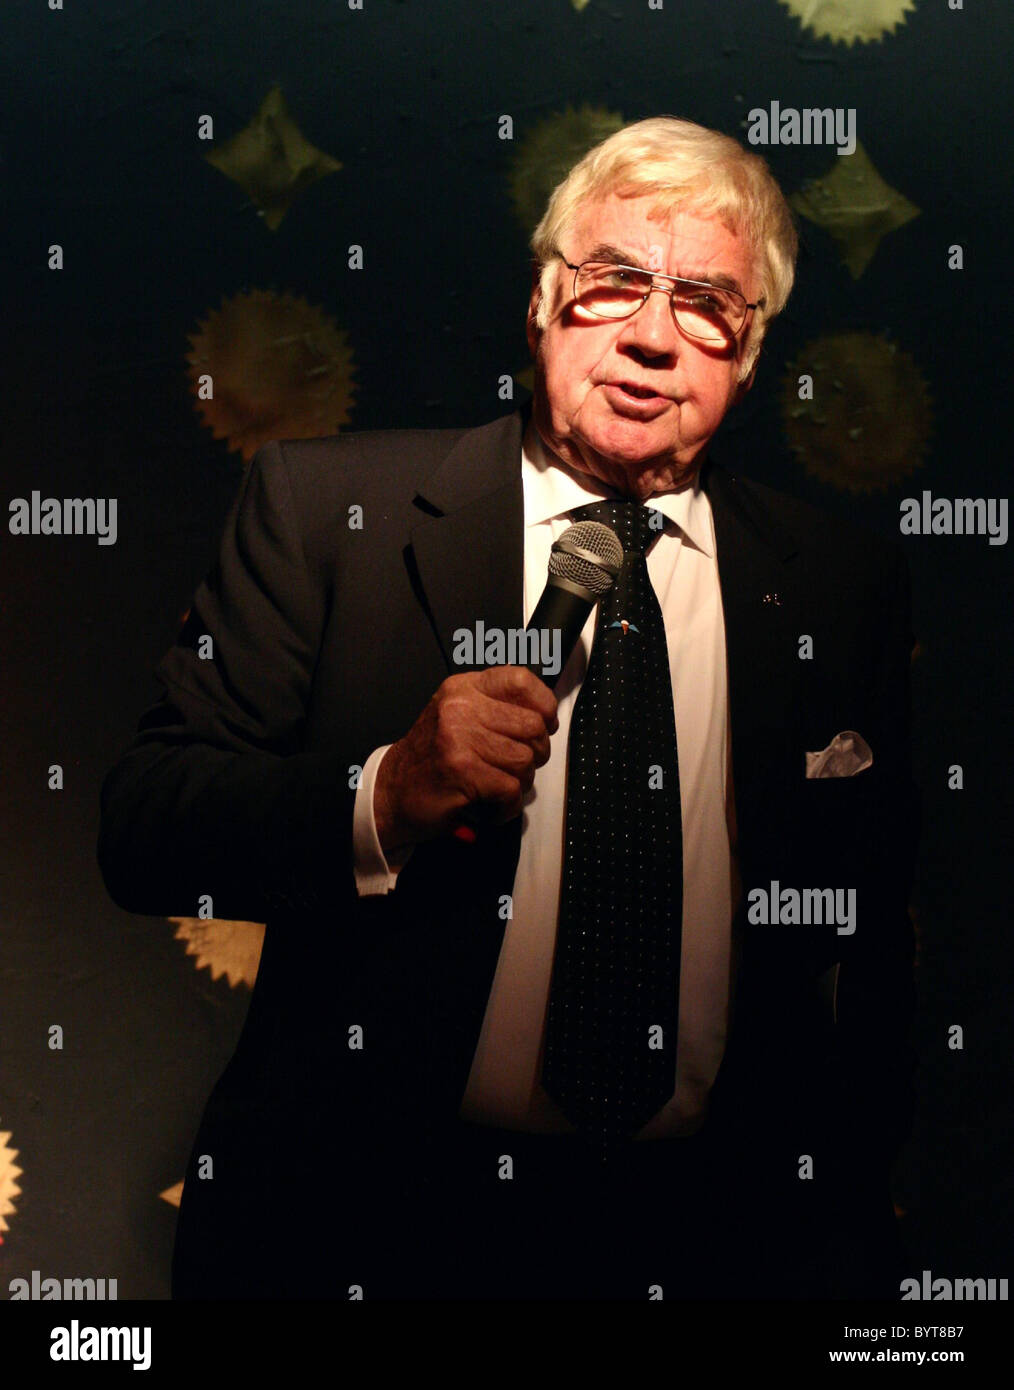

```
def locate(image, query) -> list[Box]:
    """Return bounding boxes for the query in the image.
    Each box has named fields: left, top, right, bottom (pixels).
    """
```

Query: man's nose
left=620, top=284, right=681, bottom=355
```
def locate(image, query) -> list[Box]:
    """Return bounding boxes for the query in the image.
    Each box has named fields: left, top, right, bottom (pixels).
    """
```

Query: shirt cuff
left=353, top=744, right=413, bottom=895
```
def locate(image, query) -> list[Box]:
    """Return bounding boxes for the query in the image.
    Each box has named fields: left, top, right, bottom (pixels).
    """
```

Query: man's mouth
left=600, top=381, right=672, bottom=417
left=612, top=381, right=664, bottom=400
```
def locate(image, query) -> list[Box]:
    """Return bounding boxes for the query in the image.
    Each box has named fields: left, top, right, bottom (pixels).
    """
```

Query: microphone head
left=548, top=521, right=623, bottom=598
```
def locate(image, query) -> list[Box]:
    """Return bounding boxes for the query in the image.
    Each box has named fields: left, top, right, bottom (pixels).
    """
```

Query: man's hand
left=373, top=667, right=559, bottom=854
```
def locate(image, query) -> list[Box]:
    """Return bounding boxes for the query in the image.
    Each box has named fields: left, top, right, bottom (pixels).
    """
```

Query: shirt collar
left=521, top=417, right=715, bottom=557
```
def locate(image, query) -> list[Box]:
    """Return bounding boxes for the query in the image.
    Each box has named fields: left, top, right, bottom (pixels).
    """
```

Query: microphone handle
left=452, top=578, right=596, bottom=842
left=522, top=579, right=596, bottom=693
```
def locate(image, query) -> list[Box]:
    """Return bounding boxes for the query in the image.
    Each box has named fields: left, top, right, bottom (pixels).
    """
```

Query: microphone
left=452, top=519, right=622, bottom=842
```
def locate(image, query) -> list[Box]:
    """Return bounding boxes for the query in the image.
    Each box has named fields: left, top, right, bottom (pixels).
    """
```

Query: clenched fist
left=373, top=666, right=559, bottom=854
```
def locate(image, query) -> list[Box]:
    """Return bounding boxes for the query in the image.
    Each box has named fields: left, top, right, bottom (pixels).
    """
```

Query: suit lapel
left=701, top=451, right=803, bottom=789
left=701, top=449, right=818, bottom=1070
left=409, top=404, right=528, bottom=670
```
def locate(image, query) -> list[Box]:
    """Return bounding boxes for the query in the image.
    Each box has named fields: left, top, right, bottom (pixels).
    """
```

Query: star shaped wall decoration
left=790, top=142, right=920, bottom=278
left=205, top=85, right=342, bottom=231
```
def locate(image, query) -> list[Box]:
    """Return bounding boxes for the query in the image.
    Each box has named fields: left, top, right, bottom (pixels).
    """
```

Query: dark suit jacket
left=98, top=402, right=919, bottom=1296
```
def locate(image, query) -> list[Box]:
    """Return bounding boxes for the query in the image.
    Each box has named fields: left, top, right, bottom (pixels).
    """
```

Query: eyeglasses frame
left=556, top=254, right=763, bottom=343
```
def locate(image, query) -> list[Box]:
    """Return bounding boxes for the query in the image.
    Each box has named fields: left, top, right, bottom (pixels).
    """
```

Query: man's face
left=526, top=192, right=760, bottom=499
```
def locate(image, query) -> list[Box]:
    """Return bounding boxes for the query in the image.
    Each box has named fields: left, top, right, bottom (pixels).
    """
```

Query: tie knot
left=571, top=499, right=661, bottom=556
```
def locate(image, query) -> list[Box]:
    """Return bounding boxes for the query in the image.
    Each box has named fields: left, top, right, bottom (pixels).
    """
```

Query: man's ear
left=526, top=275, right=543, bottom=358
left=733, top=355, right=759, bottom=404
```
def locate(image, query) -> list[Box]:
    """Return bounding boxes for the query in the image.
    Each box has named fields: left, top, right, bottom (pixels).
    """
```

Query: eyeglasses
left=558, top=256, right=761, bottom=345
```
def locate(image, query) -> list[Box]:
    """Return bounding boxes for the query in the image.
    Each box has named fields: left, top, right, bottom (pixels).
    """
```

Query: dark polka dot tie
left=541, top=498, right=683, bottom=1158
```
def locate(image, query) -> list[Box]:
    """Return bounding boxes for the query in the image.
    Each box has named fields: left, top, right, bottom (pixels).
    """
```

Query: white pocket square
left=805, top=730, right=873, bottom=779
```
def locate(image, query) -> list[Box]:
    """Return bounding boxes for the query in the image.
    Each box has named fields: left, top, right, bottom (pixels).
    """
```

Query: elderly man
left=99, top=116, right=918, bottom=1301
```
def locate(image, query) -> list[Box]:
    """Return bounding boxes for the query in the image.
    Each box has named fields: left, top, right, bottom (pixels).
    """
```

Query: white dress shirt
left=352, top=418, right=740, bottom=1138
